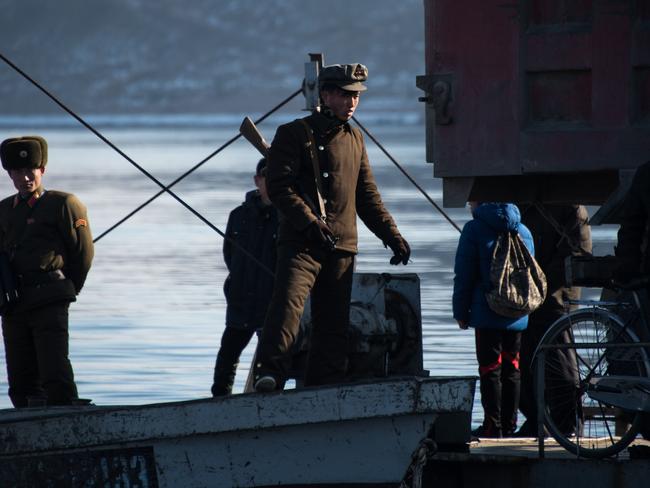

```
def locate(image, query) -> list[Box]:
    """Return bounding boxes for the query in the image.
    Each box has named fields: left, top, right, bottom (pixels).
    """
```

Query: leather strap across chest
left=299, top=119, right=328, bottom=222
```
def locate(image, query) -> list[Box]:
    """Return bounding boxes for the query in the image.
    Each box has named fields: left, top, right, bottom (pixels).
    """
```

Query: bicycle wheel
left=534, top=307, right=650, bottom=458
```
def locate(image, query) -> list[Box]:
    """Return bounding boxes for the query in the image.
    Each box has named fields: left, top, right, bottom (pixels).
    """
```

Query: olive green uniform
left=254, top=110, right=404, bottom=387
left=0, top=185, right=93, bottom=407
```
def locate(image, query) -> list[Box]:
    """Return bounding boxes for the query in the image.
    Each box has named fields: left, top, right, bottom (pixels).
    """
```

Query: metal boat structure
left=0, top=376, right=475, bottom=487
left=0, top=273, right=476, bottom=486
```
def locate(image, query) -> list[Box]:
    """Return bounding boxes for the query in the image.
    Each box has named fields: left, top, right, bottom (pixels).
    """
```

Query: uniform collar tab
left=13, top=188, right=45, bottom=208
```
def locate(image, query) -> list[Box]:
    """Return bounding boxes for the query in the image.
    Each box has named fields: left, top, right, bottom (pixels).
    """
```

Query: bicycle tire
left=534, top=307, right=650, bottom=458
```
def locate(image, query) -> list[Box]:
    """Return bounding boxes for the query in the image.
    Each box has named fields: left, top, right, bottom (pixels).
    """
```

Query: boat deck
left=426, top=437, right=650, bottom=488
left=468, top=436, right=650, bottom=460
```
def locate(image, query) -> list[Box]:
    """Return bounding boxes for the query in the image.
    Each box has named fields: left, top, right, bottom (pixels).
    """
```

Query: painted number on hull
left=0, top=446, right=158, bottom=487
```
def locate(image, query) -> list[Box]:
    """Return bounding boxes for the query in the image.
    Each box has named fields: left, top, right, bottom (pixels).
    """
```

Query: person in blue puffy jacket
left=452, top=202, right=534, bottom=438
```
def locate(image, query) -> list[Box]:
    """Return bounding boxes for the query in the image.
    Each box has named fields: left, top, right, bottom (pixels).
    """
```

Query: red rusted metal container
left=417, top=0, right=650, bottom=211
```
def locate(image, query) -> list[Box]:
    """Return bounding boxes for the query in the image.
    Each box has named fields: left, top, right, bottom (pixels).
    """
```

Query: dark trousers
left=519, top=307, right=579, bottom=433
left=211, top=326, right=257, bottom=396
left=255, top=244, right=354, bottom=387
left=1, top=302, right=78, bottom=407
left=475, top=328, right=522, bottom=435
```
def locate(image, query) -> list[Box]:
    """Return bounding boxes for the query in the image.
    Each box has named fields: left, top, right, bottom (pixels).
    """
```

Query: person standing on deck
left=614, top=160, right=650, bottom=440
left=253, top=63, right=410, bottom=392
left=0, top=135, right=94, bottom=407
left=453, top=202, right=534, bottom=438
left=517, top=204, right=592, bottom=437
left=211, top=158, right=278, bottom=396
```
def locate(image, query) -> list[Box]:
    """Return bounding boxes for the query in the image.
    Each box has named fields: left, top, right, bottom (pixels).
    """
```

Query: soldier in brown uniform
left=0, top=136, right=94, bottom=407
left=253, top=64, right=410, bottom=391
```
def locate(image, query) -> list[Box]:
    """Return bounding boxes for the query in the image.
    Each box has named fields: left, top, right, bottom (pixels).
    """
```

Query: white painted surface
left=0, top=376, right=475, bottom=486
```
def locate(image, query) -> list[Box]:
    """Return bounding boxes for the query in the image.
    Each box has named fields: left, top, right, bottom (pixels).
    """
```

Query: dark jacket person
left=615, top=160, right=650, bottom=439
left=211, top=159, right=278, bottom=396
left=0, top=135, right=94, bottom=407
left=518, top=204, right=592, bottom=436
left=253, top=63, right=410, bottom=392
left=616, top=161, right=650, bottom=278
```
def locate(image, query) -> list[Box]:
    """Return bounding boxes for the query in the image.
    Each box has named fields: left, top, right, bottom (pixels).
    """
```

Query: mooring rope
left=399, top=437, right=437, bottom=488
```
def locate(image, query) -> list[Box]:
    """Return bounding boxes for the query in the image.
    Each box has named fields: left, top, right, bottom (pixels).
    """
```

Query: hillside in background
left=0, top=0, right=425, bottom=116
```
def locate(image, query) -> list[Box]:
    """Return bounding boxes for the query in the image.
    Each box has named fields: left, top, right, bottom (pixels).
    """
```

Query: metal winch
left=291, top=273, right=426, bottom=382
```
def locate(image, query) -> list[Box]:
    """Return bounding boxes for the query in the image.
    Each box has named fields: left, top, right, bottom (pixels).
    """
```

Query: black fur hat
left=1, top=136, right=48, bottom=170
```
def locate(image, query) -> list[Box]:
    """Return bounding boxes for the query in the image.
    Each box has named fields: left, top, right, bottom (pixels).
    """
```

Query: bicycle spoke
left=598, top=401, right=616, bottom=444
left=535, top=307, right=649, bottom=458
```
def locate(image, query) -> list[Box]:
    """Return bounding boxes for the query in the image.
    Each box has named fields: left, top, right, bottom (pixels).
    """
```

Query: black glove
left=387, top=235, right=410, bottom=265
left=308, top=220, right=338, bottom=250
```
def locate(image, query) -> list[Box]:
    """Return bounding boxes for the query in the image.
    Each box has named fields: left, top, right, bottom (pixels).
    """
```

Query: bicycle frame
left=534, top=287, right=650, bottom=458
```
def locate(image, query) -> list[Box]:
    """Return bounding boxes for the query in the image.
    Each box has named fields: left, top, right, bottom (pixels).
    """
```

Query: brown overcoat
left=266, top=111, right=401, bottom=253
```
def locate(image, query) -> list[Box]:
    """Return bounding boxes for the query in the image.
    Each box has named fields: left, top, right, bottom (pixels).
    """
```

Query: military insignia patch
left=353, top=64, right=368, bottom=80
left=74, top=218, right=88, bottom=228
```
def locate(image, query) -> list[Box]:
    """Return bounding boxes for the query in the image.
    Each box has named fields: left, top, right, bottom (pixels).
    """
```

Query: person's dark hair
left=319, top=84, right=358, bottom=103
left=256, top=158, right=267, bottom=176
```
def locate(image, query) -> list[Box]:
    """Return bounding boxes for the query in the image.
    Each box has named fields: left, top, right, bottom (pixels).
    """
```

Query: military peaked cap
left=0, top=136, right=48, bottom=170
left=319, top=63, right=368, bottom=92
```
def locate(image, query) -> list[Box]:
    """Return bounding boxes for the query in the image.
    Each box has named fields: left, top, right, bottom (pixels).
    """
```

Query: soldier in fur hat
left=0, top=135, right=94, bottom=407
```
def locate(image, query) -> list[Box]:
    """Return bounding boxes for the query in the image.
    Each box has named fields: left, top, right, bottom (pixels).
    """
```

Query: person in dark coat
left=517, top=204, right=592, bottom=436
left=253, top=63, right=410, bottom=392
left=453, top=202, right=534, bottom=438
left=615, top=160, right=650, bottom=439
left=0, top=135, right=94, bottom=407
left=616, top=161, right=650, bottom=280
left=211, top=158, right=278, bottom=396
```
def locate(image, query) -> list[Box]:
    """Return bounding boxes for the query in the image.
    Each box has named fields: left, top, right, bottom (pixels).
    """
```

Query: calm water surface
left=0, top=119, right=619, bottom=425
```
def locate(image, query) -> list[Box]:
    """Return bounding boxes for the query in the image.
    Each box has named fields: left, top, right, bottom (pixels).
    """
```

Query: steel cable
left=352, top=115, right=461, bottom=233
left=0, top=52, right=303, bottom=276
left=93, top=88, right=302, bottom=243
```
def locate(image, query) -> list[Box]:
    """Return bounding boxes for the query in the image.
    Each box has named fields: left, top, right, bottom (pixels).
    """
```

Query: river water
left=0, top=116, right=619, bottom=425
